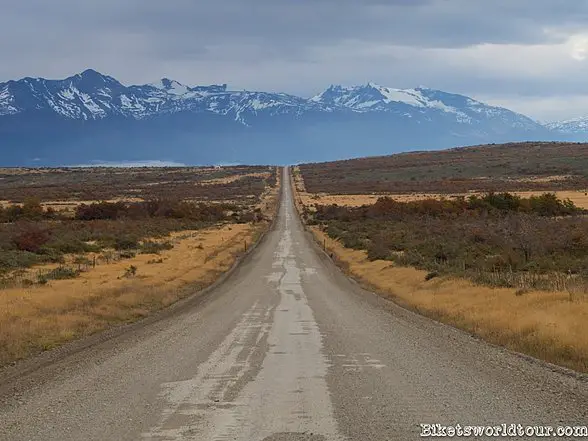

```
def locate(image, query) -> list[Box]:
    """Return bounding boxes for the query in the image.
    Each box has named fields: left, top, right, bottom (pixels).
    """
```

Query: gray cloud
left=2, top=0, right=588, bottom=120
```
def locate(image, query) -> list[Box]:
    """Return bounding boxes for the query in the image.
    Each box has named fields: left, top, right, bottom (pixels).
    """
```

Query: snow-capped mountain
left=0, top=69, right=330, bottom=124
left=0, top=71, right=541, bottom=128
left=311, top=83, right=540, bottom=130
left=546, top=117, right=588, bottom=134
left=0, top=70, right=566, bottom=166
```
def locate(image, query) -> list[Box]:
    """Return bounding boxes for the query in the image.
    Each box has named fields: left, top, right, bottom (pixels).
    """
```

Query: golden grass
left=0, top=174, right=280, bottom=366
left=0, top=223, right=261, bottom=365
left=310, top=226, right=588, bottom=373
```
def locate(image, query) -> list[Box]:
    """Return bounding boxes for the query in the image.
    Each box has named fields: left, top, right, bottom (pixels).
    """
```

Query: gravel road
left=0, top=167, right=586, bottom=440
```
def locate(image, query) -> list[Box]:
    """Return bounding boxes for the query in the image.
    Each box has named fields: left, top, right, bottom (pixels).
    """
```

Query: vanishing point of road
left=1, top=168, right=587, bottom=440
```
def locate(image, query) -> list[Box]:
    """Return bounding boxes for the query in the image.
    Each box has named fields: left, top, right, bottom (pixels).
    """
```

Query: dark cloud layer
left=2, top=1, right=588, bottom=120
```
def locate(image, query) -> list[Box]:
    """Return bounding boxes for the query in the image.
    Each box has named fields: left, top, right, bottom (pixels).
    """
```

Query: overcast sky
left=2, top=0, right=588, bottom=122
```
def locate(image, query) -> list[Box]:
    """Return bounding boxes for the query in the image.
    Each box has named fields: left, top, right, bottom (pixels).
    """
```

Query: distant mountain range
left=0, top=69, right=584, bottom=166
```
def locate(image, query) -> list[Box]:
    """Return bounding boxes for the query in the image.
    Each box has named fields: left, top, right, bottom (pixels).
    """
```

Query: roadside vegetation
left=295, top=144, right=588, bottom=372
left=307, top=193, right=587, bottom=293
left=0, top=166, right=279, bottom=366
left=0, top=198, right=265, bottom=287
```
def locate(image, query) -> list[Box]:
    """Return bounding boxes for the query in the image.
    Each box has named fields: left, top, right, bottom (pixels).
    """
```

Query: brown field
left=299, top=142, right=588, bottom=195
left=0, top=165, right=275, bottom=202
left=0, top=166, right=280, bottom=366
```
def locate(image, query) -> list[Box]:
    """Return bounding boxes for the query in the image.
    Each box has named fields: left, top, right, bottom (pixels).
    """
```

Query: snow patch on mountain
left=311, top=83, right=476, bottom=123
left=0, top=84, right=18, bottom=115
left=546, top=117, right=588, bottom=133
left=150, top=78, right=189, bottom=96
left=376, top=85, right=424, bottom=107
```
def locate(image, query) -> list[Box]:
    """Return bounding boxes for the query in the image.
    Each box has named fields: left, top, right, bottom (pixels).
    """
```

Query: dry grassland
left=0, top=223, right=260, bottom=366
left=310, top=226, right=588, bottom=373
left=292, top=167, right=588, bottom=372
left=0, top=167, right=280, bottom=366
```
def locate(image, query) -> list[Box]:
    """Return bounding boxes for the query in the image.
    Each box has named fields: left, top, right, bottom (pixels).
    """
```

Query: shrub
left=43, top=266, right=80, bottom=281
left=366, top=241, right=390, bottom=261
left=74, top=200, right=230, bottom=222
left=114, top=236, right=139, bottom=251
left=37, top=247, right=66, bottom=264
left=118, top=250, right=136, bottom=259
left=100, top=251, right=116, bottom=264
left=341, top=234, right=366, bottom=250
left=21, top=198, right=45, bottom=220
left=0, top=199, right=59, bottom=222
left=425, top=271, right=439, bottom=281
left=140, top=241, right=174, bottom=254
left=123, top=265, right=138, bottom=278
left=72, top=256, right=93, bottom=271
left=46, top=238, right=99, bottom=254
left=311, top=193, right=588, bottom=292
left=0, top=250, right=52, bottom=273
left=12, top=224, right=51, bottom=253
left=75, top=201, right=126, bottom=220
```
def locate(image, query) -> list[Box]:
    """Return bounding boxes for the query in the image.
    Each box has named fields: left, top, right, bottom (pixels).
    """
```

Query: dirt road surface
left=1, top=167, right=586, bottom=440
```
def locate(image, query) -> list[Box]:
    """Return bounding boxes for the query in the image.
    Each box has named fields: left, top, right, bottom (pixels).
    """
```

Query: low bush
left=140, top=241, right=174, bottom=254
left=0, top=192, right=266, bottom=276
left=40, top=266, right=80, bottom=282
left=46, top=238, right=100, bottom=254
left=118, top=250, right=136, bottom=259
left=113, top=236, right=139, bottom=251
left=311, top=192, right=588, bottom=291
left=123, top=265, right=138, bottom=278
left=0, top=198, right=62, bottom=223
left=12, top=224, right=51, bottom=253
left=0, top=250, right=54, bottom=273
left=74, top=199, right=229, bottom=222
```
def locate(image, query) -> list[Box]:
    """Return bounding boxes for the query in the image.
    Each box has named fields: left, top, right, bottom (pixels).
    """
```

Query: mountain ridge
left=0, top=69, right=583, bottom=166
